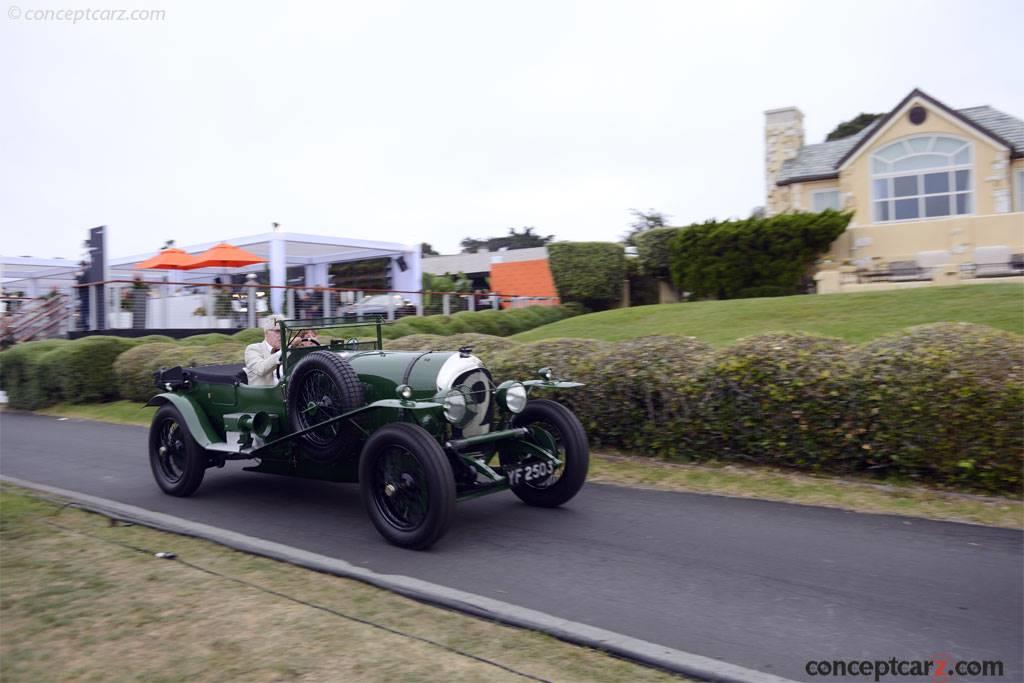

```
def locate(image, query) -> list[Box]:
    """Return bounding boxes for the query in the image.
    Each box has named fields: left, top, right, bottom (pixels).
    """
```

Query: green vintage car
left=147, top=316, right=588, bottom=549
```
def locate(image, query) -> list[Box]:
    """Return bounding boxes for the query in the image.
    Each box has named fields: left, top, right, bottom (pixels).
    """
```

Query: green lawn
left=512, top=283, right=1024, bottom=346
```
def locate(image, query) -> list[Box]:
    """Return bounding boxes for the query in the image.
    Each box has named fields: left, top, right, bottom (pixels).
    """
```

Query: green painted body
left=147, top=318, right=581, bottom=500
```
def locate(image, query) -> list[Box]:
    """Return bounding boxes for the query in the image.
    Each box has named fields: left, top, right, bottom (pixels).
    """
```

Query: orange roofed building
left=488, top=259, right=560, bottom=307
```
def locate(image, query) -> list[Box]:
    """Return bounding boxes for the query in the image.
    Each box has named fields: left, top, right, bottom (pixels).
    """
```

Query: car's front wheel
left=358, top=423, right=455, bottom=550
left=506, top=399, right=589, bottom=508
left=148, top=404, right=206, bottom=497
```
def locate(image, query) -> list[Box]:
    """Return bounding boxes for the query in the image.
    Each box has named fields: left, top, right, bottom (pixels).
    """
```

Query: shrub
left=443, top=333, right=519, bottom=359
left=634, top=227, right=679, bottom=278
left=114, top=342, right=245, bottom=403
left=486, top=338, right=612, bottom=422
left=398, top=316, right=450, bottom=336
left=383, top=334, right=447, bottom=352
left=113, top=343, right=181, bottom=402
left=134, top=334, right=177, bottom=344
left=178, top=333, right=234, bottom=346
left=54, top=336, right=141, bottom=404
left=849, top=323, right=1024, bottom=493
left=385, top=332, right=517, bottom=357
left=472, top=309, right=523, bottom=337
left=689, top=333, right=858, bottom=470
left=451, top=310, right=502, bottom=336
left=0, top=340, right=72, bottom=409
left=586, top=336, right=713, bottom=451
left=669, top=211, right=851, bottom=299
left=547, top=242, right=626, bottom=311
left=231, top=328, right=265, bottom=344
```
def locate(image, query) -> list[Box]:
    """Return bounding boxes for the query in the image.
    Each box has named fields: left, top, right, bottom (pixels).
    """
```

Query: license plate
left=506, top=460, right=555, bottom=486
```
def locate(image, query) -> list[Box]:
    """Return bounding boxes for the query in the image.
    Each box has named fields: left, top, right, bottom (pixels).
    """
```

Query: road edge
left=1, top=474, right=796, bottom=683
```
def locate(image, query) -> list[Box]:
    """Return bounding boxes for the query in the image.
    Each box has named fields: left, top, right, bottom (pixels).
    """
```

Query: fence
left=61, top=279, right=558, bottom=332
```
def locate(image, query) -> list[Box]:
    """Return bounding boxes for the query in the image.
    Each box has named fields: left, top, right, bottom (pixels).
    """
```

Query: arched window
left=871, top=136, right=972, bottom=222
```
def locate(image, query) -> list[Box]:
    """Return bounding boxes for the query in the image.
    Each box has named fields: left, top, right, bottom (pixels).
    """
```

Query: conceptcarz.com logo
left=805, top=654, right=1005, bottom=681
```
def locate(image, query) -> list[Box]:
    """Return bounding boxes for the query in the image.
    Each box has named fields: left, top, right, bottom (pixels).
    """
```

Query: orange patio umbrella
left=186, top=243, right=267, bottom=269
left=134, top=248, right=201, bottom=270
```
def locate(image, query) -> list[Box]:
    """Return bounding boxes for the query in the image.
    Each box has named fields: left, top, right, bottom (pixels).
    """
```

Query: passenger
left=244, top=316, right=319, bottom=386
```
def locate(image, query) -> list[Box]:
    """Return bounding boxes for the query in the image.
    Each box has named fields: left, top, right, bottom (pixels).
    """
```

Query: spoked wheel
left=148, top=404, right=206, bottom=497
left=359, top=423, right=455, bottom=550
left=287, top=351, right=365, bottom=461
left=506, top=399, right=589, bottom=507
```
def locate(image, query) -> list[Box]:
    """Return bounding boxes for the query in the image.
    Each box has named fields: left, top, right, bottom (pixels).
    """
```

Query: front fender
left=146, top=393, right=220, bottom=448
left=522, top=379, right=585, bottom=391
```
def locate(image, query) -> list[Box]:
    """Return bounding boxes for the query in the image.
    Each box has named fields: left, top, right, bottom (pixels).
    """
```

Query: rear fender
left=146, top=393, right=220, bottom=448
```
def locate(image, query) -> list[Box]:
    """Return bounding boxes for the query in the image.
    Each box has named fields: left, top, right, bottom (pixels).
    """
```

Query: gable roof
left=776, top=89, right=1024, bottom=186
left=489, top=258, right=559, bottom=299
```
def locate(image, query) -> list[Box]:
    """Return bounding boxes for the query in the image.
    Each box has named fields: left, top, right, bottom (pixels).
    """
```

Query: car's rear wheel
left=149, top=404, right=206, bottom=497
left=287, top=350, right=365, bottom=461
left=506, top=399, right=589, bottom=507
left=359, top=423, right=455, bottom=550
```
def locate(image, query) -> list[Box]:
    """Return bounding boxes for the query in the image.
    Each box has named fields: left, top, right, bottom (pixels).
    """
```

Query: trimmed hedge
left=547, top=242, right=626, bottom=310
left=177, top=333, right=235, bottom=346
left=687, top=333, right=858, bottom=470
left=669, top=211, right=851, bottom=299
left=384, top=333, right=520, bottom=358
left=3, top=320, right=1020, bottom=494
left=586, top=335, right=713, bottom=452
left=384, top=304, right=580, bottom=340
left=849, top=323, right=1024, bottom=492
left=114, top=342, right=246, bottom=403
left=57, top=336, right=143, bottom=403
left=231, top=328, right=265, bottom=344
left=0, top=339, right=72, bottom=409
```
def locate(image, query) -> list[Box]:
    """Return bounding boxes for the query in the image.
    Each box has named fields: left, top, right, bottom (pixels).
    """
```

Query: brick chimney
left=764, top=107, right=804, bottom=216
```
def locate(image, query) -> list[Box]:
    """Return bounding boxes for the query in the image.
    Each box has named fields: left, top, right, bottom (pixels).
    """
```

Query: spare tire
left=287, top=350, right=365, bottom=461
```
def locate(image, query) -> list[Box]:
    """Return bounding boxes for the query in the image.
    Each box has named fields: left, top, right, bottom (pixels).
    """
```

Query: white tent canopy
left=4, top=231, right=422, bottom=314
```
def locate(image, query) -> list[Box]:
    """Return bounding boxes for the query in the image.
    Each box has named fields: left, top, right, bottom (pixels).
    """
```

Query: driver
left=244, top=316, right=319, bottom=386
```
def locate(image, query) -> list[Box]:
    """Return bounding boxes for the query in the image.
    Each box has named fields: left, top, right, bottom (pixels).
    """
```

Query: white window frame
left=810, top=189, right=841, bottom=212
left=1016, top=170, right=1024, bottom=212
left=870, top=135, right=973, bottom=224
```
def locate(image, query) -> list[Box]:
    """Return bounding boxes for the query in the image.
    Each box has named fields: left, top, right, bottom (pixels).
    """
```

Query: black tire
left=148, top=404, right=206, bottom=497
left=507, top=399, right=589, bottom=507
left=287, top=350, right=365, bottom=461
left=359, top=423, right=456, bottom=550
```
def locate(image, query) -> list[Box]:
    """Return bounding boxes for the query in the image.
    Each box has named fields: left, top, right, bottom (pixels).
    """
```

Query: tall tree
left=825, top=113, right=884, bottom=142
left=622, top=208, right=670, bottom=246
left=420, top=242, right=440, bottom=256
left=460, top=227, right=554, bottom=253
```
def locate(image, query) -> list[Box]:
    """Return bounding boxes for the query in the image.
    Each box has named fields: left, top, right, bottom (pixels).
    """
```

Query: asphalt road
left=1, top=412, right=1021, bottom=682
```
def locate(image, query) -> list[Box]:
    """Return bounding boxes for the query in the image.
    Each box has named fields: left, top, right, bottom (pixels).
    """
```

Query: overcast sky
left=2, top=0, right=1021, bottom=261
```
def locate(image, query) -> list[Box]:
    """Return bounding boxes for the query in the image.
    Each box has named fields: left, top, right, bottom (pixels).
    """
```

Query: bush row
left=3, top=321, right=1019, bottom=493
left=381, top=304, right=582, bottom=340
left=1, top=306, right=578, bottom=409
left=479, top=323, right=1022, bottom=494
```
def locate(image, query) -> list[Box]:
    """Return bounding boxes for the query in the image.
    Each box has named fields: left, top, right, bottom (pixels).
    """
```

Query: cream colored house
left=765, top=89, right=1023, bottom=280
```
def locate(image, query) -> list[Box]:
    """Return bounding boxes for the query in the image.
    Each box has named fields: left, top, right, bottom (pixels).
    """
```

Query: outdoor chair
left=914, top=250, right=953, bottom=279
left=973, top=245, right=1015, bottom=278
left=888, top=260, right=923, bottom=282
left=1011, top=253, right=1024, bottom=273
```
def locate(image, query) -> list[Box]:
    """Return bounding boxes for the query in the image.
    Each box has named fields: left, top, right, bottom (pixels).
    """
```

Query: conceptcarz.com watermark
left=805, top=655, right=1005, bottom=681
left=7, top=6, right=165, bottom=22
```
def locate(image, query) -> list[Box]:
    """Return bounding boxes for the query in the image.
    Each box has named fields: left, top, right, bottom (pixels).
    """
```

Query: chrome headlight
left=497, top=381, right=528, bottom=413
left=442, top=389, right=468, bottom=425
